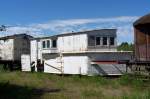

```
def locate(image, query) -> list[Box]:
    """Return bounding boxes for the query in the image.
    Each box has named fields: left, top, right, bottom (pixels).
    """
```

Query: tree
left=117, top=42, right=134, bottom=51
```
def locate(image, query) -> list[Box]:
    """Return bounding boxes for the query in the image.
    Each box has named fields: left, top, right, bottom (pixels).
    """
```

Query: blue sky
left=0, top=0, right=150, bottom=43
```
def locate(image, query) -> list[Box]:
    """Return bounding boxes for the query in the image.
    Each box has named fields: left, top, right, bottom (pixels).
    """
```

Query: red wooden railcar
left=133, top=14, right=150, bottom=63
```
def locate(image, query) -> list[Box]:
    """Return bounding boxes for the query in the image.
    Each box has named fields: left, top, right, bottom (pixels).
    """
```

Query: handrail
left=45, top=62, right=62, bottom=72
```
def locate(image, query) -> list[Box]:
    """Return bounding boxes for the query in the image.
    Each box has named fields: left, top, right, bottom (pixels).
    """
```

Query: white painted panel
left=63, top=56, right=89, bottom=75
left=30, top=40, right=38, bottom=71
left=21, top=54, right=31, bottom=71
left=30, top=40, right=37, bottom=62
left=0, top=39, right=14, bottom=60
left=44, top=59, right=62, bottom=74
left=44, top=56, right=89, bottom=75
left=57, top=37, right=63, bottom=52
left=58, top=34, right=88, bottom=52
left=37, top=41, right=41, bottom=59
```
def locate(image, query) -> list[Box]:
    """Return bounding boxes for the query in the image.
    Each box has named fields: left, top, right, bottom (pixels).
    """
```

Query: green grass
left=0, top=71, right=149, bottom=99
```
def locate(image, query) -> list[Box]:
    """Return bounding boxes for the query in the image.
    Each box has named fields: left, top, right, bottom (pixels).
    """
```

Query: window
left=103, top=37, right=107, bottom=45
left=110, top=37, right=115, bottom=45
left=42, top=39, right=57, bottom=49
left=96, top=37, right=101, bottom=45
left=89, top=36, right=95, bottom=40
left=42, top=41, right=46, bottom=48
left=52, top=39, right=57, bottom=48
left=47, top=40, right=50, bottom=48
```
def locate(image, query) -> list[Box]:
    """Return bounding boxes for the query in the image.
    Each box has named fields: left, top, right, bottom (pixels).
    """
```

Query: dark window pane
left=42, top=41, right=46, bottom=48
left=90, top=36, right=95, bottom=40
left=103, top=37, right=107, bottom=45
left=88, top=36, right=95, bottom=46
left=96, top=37, right=100, bottom=45
left=110, top=37, right=115, bottom=45
left=52, top=40, right=57, bottom=48
left=47, top=40, right=50, bottom=48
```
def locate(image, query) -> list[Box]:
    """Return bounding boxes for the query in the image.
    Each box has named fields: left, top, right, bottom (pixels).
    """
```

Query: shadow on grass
left=0, top=82, right=61, bottom=99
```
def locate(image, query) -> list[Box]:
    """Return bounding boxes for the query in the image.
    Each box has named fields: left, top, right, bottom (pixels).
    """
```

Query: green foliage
left=0, top=71, right=149, bottom=99
left=117, top=42, right=134, bottom=51
left=119, top=74, right=145, bottom=88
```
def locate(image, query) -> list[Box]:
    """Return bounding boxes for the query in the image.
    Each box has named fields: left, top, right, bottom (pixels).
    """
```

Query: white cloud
left=0, top=16, right=139, bottom=43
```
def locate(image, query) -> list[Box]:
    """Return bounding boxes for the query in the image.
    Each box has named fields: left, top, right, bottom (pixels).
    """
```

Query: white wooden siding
left=30, top=40, right=37, bottom=62
left=30, top=40, right=38, bottom=71
left=44, top=58, right=62, bottom=74
left=63, top=56, right=89, bottom=75
left=37, top=41, right=42, bottom=59
left=44, top=56, right=90, bottom=75
left=0, top=39, right=14, bottom=60
left=21, top=54, right=31, bottom=71
left=58, top=34, right=88, bottom=52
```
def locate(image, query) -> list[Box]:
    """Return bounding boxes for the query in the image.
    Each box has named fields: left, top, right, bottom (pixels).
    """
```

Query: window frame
left=42, top=39, right=51, bottom=49
left=51, top=39, right=57, bottom=48
left=95, top=36, right=101, bottom=46
left=46, top=40, right=50, bottom=48
left=42, top=41, right=46, bottom=49
left=109, top=37, right=115, bottom=46
left=102, top=37, right=108, bottom=46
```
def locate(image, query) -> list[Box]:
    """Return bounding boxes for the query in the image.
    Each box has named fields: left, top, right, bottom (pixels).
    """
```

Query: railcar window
left=103, top=37, right=107, bottom=45
left=47, top=40, right=50, bottom=48
left=52, top=39, right=57, bottom=48
left=96, top=37, right=101, bottom=45
left=110, top=37, right=115, bottom=45
left=42, top=41, right=46, bottom=48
